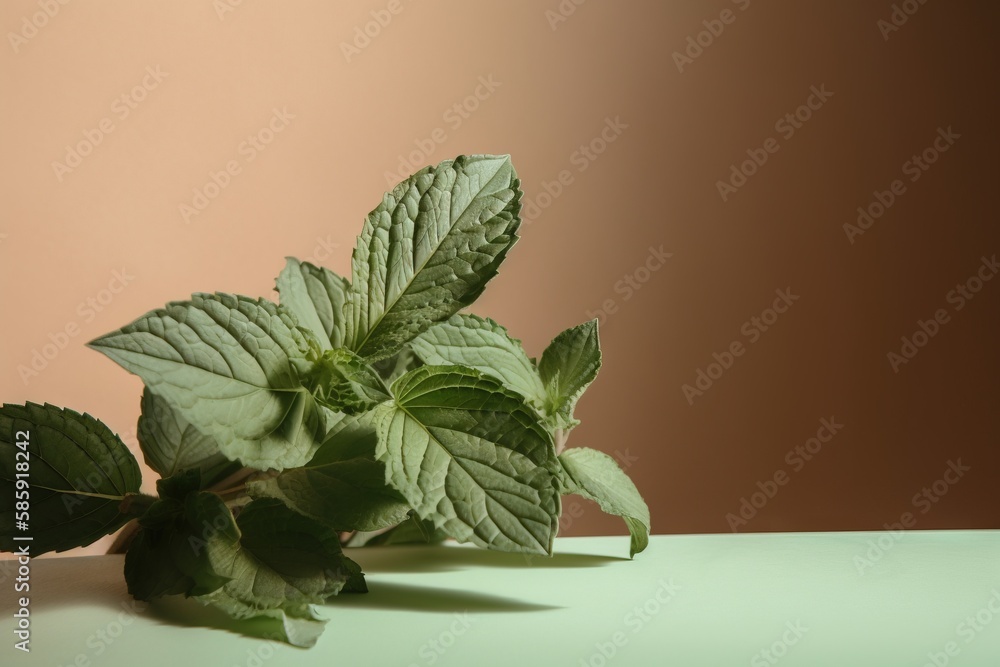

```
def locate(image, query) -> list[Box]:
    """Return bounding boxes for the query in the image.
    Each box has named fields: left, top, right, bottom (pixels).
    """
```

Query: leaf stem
left=118, top=492, right=158, bottom=517
left=107, top=520, right=140, bottom=554
left=554, top=428, right=568, bottom=454
left=212, top=484, right=247, bottom=498
left=207, top=467, right=254, bottom=494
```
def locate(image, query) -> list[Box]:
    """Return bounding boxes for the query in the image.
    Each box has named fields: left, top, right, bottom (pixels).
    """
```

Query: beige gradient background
left=1, top=0, right=998, bottom=557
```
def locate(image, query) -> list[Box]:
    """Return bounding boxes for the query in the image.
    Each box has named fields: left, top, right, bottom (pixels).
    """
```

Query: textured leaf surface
left=410, top=314, right=546, bottom=410
left=0, top=403, right=141, bottom=554
left=136, top=388, right=240, bottom=487
left=247, top=414, right=410, bottom=531
left=196, top=498, right=361, bottom=647
left=89, top=293, right=328, bottom=471
left=349, top=155, right=522, bottom=360
left=538, top=320, right=602, bottom=432
left=374, top=365, right=559, bottom=555
left=559, top=447, right=650, bottom=558
left=276, top=257, right=351, bottom=349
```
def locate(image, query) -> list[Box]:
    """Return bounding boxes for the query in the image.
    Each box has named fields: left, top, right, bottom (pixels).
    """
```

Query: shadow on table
left=352, top=545, right=625, bottom=573
left=332, top=581, right=561, bottom=613
left=148, top=595, right=290, bottom=642
left=1, top=546, right=608, bottom=642
left=141, top=579, right=561, bottom=643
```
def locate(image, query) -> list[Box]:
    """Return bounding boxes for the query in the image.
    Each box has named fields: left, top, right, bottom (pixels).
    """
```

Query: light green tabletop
left=2, top=532, right=998, bottom=666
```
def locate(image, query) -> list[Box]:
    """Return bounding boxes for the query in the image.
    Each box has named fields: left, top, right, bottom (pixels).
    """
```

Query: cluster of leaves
left=0, top=155, right=649, bottom=647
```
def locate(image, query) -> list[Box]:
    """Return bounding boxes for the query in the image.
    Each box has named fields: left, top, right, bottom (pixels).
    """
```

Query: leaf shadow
left=146, top=595, right=292, bottom=644
left=0, top=545, right=616, bottom=643
left=331, top=581, right=561, bottom=613
left=351, top=544, right=625, bottom=574
left=0, top=556, right=290, bottom=644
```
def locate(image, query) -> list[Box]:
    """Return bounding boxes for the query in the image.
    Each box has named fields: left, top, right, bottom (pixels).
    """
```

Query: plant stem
left=554, top=428, right=568, bottom=454
left=119, top=492, right=157, bottom=517
left=224, top=495, right=252, bottom=511
left=207, top=467, right=255, bottom=494
left=212, top=484, right=247, bottom=498
left=107, top=520, right=139, bottom=554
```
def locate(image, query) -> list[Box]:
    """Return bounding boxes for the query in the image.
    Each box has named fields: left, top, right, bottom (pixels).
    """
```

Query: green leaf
left=559, top=447, right=650, bottom=558
left=303, top=349, right=391, bottom=415
left=349, top=155, right=522, bottom=361
left=196, top=498, right=362, bottom=647
left=124, top=480, right=239, bottom=600
left=88, top=293, right=329, bottom=471
left=0, top=403, right=142, bottom=555
left=276, top=257, right=351, bottom=350
left=247, top=414, right=410, bottom=531
left=347, top=511, right=447, bottom=547
left=373, top=365, right=560, bottom=555
left=538, top=320, right=602, bottom=432
left=136, top=388, right=240, bottom=488
left=410, top=314, right=547, bottom=411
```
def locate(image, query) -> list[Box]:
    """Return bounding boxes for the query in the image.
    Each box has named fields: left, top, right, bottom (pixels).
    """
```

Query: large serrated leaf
left=539, top=320, right=602, bottom=433
left=559, top=447, right=650, bottom=558
left=247, top=414, right=410, bottom=531
left=410, top=314, right=547, bottom=411
left=136, top=388, right=240, bottom=487
left=0, top=402, right=142, bottom=554
left=196, top=498, right=362, bottom=647
left=349, top=155, right=522, bottom=361
left=373, top=365, right=559, bottom=555
left=276, top=257, right=351, bottom=350
left=88, top=293, right=329, bottom=471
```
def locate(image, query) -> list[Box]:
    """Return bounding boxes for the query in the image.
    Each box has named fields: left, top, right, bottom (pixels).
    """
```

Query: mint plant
left=0, top=155, right=649, bottom=647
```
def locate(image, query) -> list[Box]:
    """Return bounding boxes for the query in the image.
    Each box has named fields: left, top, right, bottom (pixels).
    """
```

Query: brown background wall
left=2, top=0, right=998, bottom=556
